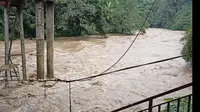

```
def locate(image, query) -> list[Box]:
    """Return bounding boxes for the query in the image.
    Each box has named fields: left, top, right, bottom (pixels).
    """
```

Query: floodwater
left=0, top=28, right=192, bottom=112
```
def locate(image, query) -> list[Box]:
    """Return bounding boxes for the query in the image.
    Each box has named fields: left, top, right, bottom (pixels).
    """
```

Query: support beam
left=4, top=7, right=9, bottom=86
left=36, top=38, right=44, bottom=79
left=17, top=5, right=27, bottom=80
left=46, top=0, right=54, bottom=78
left=36, top=0, right=45, bottom=79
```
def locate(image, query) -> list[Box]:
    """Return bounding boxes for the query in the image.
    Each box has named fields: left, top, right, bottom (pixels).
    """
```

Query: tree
left=169, top=3, right=192, bottom=30
left=55, top=0, right=144, bottom=36
left=148, top=0, right=192, bottom=30
left=181, top=22, right=192, bottom=64
left=110, top=0, right=144, bottom=34
left=23, top=0, right=36, bottom=38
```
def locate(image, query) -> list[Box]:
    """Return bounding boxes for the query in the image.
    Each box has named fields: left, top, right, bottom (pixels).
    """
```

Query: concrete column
left=36, top=0, right=45, bottom=79
left=46, top=0, right=54, bottom=78
left=17, top=5, right=27, bottom=80
left=4, top=7, right=9, bottom=86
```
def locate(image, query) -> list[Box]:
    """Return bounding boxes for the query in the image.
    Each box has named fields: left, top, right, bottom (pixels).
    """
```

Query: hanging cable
left=44, top=80, right=47, bottom=99
left=69, top=82, right=72, bottom=112
left=0, top=55, right=184, bottom=83
left=70, top=55, right=182, bottom=82
left=98, top=0, right=157, bottom=75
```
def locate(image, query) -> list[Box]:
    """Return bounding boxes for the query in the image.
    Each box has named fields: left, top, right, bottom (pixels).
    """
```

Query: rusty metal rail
left=111, top=82, right=192, bottom=112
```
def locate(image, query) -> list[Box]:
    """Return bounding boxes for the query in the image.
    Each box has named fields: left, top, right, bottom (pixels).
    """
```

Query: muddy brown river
left=0, top=28, right=192, bottom=112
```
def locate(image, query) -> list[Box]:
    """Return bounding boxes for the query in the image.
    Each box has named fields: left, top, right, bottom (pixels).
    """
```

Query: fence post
left=148, top=99, right=153, bottom=112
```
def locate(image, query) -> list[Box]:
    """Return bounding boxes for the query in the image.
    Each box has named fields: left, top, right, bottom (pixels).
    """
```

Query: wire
left=0, top=55, right=183, bottom=83
left=68, top=82, right=72, bottom=112
left=44, top=80, right=47, bottom=99
left=70, top=55, right=182, bottom=82
left=98, top=0, right=157, bottom=75
left=49, top=80, right=59, bottom=87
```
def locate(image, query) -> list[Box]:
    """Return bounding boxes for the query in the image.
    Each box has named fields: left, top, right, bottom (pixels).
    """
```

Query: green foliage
left=0, top=7, right=3, bottom=40
left=55, top=0, right=98, bottom=36
left=0, top=34, right=3, bottom=41
left=55, top=0, right=143, bottom=36
left=181, top=24, right=192, bottom=63
left=18, top=0, right=145, bottom=37
left=169, top=3, right=192, bottom=30
left=147, top=0, right=192, bottom=30
left=0, top=0, right=192, bottom=38
left=110, top=0, right=143, bottom=34
left=162, top=97, right=192, bottom=112
left=9, top=7, right=21, bottom=39
left=23, top=0, right=36, bottom=37
left=0, top=6, right=25, bottom=40
left=143, top=0, right=193, bottom=63
left=137, top=0, right=153, bottom=28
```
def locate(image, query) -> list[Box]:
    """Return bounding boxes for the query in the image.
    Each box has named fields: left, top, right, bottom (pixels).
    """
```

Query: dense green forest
left=0, top=0, right=192, bottom=62
left=147, top=0, right=192, bottom=30
left=0, top=0, right=192, bottom=37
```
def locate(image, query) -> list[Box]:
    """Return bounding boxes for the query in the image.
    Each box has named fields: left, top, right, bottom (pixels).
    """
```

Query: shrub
left=162, top=97, right=192, bottom=112
left=181, top=27, right=192, bottom=63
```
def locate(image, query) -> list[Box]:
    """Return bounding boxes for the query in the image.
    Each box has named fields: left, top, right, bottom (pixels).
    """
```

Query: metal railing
left=111, top=82, right=192, bottom=112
